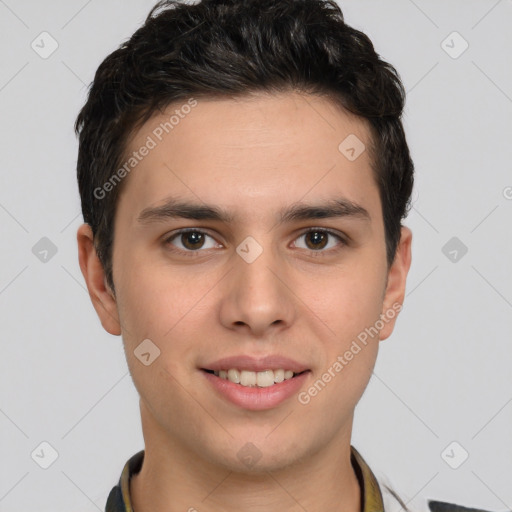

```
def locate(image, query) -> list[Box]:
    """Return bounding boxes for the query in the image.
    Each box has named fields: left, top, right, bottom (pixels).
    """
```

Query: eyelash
left=162, top=227, right=347, bottom=257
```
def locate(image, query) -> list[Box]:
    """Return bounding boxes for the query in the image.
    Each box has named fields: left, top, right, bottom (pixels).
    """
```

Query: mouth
left=200, top=366, right=311, bottom=410
left=201, top=368, right=309, bottom=388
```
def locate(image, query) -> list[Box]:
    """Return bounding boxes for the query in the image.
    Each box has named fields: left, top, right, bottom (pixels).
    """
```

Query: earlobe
left=379, top=226, right=412, bottom=341
left=77, top=223, right=122, bottom=336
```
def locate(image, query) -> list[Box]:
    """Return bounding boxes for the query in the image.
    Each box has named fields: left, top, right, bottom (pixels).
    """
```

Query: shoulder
left=427, top=501, right=507, bottom=512
left=381, top=485, right=505, bottom=512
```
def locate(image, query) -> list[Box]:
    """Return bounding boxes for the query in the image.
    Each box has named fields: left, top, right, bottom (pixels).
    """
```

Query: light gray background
left=1, top=1, right=511, bottom=511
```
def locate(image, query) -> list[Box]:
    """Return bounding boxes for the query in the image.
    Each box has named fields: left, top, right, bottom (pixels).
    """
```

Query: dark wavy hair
left=75, top=0, right=414, bottom=294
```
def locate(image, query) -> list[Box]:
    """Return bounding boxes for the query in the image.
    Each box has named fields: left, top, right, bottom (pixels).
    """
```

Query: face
left=78, top=91, right=411, bottom=473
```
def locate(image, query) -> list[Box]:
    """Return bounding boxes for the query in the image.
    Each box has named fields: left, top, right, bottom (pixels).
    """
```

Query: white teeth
left=227, top=368, right=240, bottom=383
left=240, top=370, right=257, bottom=386
left=274, top=369, right=284, bottom=383
left=256, top=370, right=275, bottom=388
left=212, top=368, right=299, bottom=387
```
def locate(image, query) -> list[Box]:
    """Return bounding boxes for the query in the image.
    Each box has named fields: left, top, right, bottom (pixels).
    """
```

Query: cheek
left=115, top=249, right=181, bottom=332
left=114, top=259, right=207, bottom=422
left=114, top=252, right=219, bottom=363
left=307, top=262, right=387, bottom=345
left=299, top=283, right=382, bottom=425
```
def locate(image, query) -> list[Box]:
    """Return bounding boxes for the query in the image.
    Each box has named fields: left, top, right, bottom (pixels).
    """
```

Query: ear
left=77, top=223, right=121, bottom=336
left=379, top=226, right=412, bottom=341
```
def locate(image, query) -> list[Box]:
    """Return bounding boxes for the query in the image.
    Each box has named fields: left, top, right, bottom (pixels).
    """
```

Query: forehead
left=117, top=91, right=380, bottom=225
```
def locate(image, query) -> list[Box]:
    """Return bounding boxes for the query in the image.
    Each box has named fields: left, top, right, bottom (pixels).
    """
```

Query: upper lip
left=201, top=355, right=310, bottom=373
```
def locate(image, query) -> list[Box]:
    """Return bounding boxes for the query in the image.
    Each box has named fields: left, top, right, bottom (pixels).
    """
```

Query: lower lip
left=202, top=370, right=310, bottom=411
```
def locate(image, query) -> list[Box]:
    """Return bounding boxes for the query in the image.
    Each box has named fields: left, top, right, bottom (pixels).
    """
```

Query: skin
left=77, top=91, right=412, bottom=512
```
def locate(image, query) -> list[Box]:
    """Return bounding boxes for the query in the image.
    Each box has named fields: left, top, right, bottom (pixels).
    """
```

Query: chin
left=205, top=438, right=308, bottom=475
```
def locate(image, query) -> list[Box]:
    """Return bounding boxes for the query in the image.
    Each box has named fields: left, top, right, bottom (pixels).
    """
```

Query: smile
left=205, top=368, right=305, bottom=388
left=201, top=368, right=311, bottom=410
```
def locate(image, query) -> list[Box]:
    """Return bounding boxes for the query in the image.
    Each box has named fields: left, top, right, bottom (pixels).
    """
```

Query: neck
left=131, top=404, right=362, bottom=512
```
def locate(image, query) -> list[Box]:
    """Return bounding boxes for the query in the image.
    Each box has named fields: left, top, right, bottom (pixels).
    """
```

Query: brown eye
left=294, top=229, right=345, bottom=253
left=164, top=229, right=219, bottom=252
left=304, top=231, right=328, bottom=250
left=180, top=231, right=205, bottom=250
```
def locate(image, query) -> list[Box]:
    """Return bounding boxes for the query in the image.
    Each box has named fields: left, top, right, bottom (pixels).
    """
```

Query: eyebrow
left=137, top=196, right=370, bottom=226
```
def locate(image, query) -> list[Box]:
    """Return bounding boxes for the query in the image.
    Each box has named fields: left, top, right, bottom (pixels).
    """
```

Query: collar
left=105, top=445, right=384, bottom=512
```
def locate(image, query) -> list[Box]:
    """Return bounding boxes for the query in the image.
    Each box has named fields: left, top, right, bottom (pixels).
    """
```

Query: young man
left=75, top=1, right=488, bottom=511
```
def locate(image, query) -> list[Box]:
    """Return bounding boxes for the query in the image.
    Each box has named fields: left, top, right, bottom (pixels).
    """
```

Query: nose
left=218, top=241, right=296, bottom=337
